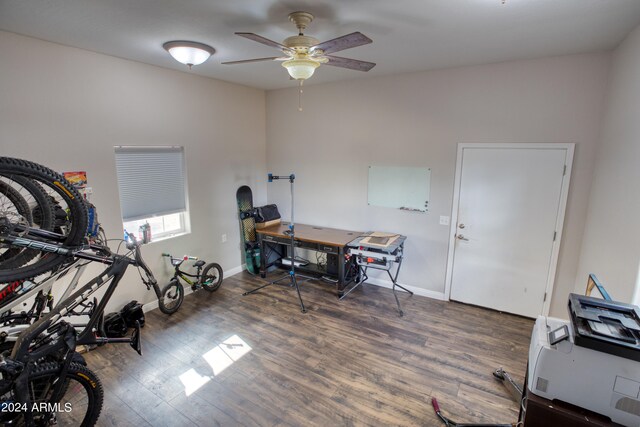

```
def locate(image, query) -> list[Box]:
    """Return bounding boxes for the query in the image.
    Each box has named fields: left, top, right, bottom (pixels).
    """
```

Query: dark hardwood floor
left=85, top=271, right=534, bottom=426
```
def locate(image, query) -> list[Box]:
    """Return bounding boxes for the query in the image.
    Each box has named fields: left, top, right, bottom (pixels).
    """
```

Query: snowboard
left=236, top=185, right=260, bottom=275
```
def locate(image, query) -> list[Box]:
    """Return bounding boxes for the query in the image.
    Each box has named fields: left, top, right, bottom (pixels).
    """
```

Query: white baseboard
left=142, top=265, right=244, bottom=313
left=364, top=276, right=446, bottom=301
left=142, top=264, right=445, bottom=311
left=142, top=300, right=159, bottom=313
left=226, top=265, right=244, bottom=277
left=230, top=265, right=447, bottom=302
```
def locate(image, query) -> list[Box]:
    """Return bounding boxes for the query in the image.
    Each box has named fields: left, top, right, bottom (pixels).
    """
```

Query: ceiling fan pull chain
left=298, top=80, right=304, bottom=112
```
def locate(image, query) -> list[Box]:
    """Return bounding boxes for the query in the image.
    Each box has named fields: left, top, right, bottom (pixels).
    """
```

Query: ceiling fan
left=222, top=11, right=376, bottom=81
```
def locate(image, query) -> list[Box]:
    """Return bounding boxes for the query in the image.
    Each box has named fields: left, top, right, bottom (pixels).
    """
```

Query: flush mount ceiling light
left=163, top=41, right=215, bottom=69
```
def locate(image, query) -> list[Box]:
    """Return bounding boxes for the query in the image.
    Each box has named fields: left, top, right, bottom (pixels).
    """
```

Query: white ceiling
left=1, top=0, right=640, bottom=90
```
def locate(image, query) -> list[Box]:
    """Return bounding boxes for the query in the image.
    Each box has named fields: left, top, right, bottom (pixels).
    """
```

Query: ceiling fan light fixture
left=163, top=41, right=215, bottom=69
left=282, top=58, right=320, bottom=80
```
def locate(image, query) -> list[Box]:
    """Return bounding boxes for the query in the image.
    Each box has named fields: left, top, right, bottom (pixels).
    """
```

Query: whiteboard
left=367, top=166, right=430, bottom=212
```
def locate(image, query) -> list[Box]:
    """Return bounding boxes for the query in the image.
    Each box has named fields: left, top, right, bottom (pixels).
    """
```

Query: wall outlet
left=439, top=216, right=450, bottom=226
left=221, top=234, right=227, bottom=243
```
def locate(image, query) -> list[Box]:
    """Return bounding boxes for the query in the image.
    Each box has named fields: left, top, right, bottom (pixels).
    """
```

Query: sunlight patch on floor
left=179, top=334, right=252, bottom=396
left=179, top=368, right=212, bottom=396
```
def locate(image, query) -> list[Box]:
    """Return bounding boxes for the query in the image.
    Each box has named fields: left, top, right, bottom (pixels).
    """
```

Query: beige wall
left=0, top=29, right=623, bottom=318
left=266, top=53, right=610, bottom=317
left=576, top=25, right=640, bottom=304
left=0, top=31, right=267, bottom=311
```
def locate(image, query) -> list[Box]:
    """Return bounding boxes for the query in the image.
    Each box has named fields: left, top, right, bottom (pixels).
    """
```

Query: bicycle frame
left=169, top=258, right=204, bottom=287
left=0, top=224, right=162, bottom=421
left=9, top=247, right=148, bottom=359
left=0, top=225, right=109, bottom=314
left=3, top=255, right=134, bottom=425
left=0, top=229, right=121, bottom=344
left=0, top=233, right=158, bottom=425
left=0, top=259, right=88, bottom=320
left=175, top=270, right=200, bottom=286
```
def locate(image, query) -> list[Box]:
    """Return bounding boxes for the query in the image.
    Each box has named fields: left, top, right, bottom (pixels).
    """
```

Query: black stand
left=242, top=174, right=307, bottom=313
left=352, top=259, right=412, bottom=317
left=341, top=240, right=412, bottom=317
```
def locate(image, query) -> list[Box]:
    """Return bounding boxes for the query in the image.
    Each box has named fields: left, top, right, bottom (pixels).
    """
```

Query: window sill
left=148, top=231, right=190, bottom=244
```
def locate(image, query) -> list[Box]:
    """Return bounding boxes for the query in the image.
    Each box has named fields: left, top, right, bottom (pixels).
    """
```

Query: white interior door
left=449, top=145, right=571, bottom=317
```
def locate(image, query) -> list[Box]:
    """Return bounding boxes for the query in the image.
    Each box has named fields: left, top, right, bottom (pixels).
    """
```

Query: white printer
left=527, top=294, right=640, bottom=426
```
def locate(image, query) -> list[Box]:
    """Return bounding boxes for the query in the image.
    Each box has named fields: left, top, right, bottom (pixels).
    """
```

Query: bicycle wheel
left=0, top=176, right=55, bottom=269
left=0, top=157, right=87, bottom=284
left=200, top=263, right=223, bottom=292
left=19, top=177, right=55, bottom=231
left=159, top=279, right=183, bottom=314
left=0, top=180, right=32, bottom=229
left=0, top=362, right=103, bottom=427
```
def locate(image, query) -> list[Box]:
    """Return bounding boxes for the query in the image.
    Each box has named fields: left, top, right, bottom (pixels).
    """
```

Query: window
left=114, top=146, right=189, bottom=241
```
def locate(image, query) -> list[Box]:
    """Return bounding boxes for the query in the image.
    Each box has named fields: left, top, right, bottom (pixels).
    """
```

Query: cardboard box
left=256, top=219, right=281, bottom=229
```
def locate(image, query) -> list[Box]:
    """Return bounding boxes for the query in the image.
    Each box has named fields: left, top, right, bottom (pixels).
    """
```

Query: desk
left=257, top=223, right=360, bottom=296
left=521, top=390, right=623, bottom=427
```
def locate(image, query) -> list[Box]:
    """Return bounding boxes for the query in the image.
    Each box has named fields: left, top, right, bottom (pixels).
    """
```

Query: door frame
left=443, top=143, right=575, bottom=316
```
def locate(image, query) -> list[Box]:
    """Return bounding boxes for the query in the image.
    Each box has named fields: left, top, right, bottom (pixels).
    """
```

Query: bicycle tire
left=13, top=176, right=55, bottom=231
left=0, top=176, right=55, bottom=269
left=0, top=180, right=33, bottom=269
left=159, top=279, right=183, bottom=314
left=200, top=263, right=223, bottom=292
left=0, top=180, right=32, bottom=224
left=0, top=157, right=87, bottom=284
left=0, top=361, right=103, bottom=427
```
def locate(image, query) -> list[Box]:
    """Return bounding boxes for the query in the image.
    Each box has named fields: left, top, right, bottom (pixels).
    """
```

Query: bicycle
left=0, top=232, right=180, bottom=356
left=0, top=157, right=88, bottom=284
left=0, top=157, right=178, bottom=317
left=0, top=230, right=166, bottom=425
left=0, top=157, right=178, bottom=425
left=160, top=253, right=223, bottom=313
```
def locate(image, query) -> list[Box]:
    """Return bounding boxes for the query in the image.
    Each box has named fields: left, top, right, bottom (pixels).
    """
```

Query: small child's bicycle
left=160, top=253, right=223, bottom=313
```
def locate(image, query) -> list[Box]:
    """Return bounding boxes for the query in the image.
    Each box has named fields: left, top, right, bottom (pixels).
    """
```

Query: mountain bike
left=0, top=228, right=150, bottom=426
left=0, top=157, right=176, bottom=316
left=0, top=240, right=152, bottom=426
left=0, top=157, right=88, bottom=284
left=160, top=253, right=223, bottom=313
left=0, top=230, right=164, bottom=425
left=0, top=156, right=176, bottom=425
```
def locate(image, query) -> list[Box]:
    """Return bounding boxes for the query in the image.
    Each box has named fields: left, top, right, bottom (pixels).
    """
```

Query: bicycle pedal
left=191, top=285, right=197, bottom=292
left=129, top=321, right=142, bottom=356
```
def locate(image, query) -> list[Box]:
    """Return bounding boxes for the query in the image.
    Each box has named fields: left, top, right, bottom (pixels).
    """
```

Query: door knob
left=457, top=234, right=469, bottom=241
left=458, top=223, right=465, bottom=229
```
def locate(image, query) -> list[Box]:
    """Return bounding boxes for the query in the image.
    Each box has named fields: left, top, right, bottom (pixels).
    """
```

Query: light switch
left=439, top=216, right=450, bottom=226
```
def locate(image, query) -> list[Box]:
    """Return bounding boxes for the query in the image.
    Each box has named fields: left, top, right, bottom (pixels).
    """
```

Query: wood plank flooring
left=84, top=271, right=533, bottom=426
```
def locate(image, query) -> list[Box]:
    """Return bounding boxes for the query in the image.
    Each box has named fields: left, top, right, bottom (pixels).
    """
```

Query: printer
left=527, top=293, right=640, bottom=426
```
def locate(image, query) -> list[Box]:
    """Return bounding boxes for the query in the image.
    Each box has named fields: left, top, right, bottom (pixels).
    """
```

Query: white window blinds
left=114, top=146, right=187, bottom=222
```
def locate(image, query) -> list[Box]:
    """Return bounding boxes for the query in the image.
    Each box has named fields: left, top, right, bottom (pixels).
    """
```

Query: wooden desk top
left=256, top=223, right=361, bottom=247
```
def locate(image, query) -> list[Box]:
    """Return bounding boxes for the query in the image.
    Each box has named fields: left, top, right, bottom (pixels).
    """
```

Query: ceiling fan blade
left=222, top=57, right=284, bottom=65
left=235, top=33, right=292, bottom=52
left=311, top=32, right=372, bottom=55
left=324, top=55, right=376, bottom=72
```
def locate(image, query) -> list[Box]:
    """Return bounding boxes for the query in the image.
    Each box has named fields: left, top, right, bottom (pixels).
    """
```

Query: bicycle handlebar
left=431, top=397, right=440, bottom=413
left=162, top=253, right=198, bottom=261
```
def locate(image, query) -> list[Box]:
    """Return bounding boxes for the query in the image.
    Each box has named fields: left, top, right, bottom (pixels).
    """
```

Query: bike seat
left=193, top=260, right=206, bottom=268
